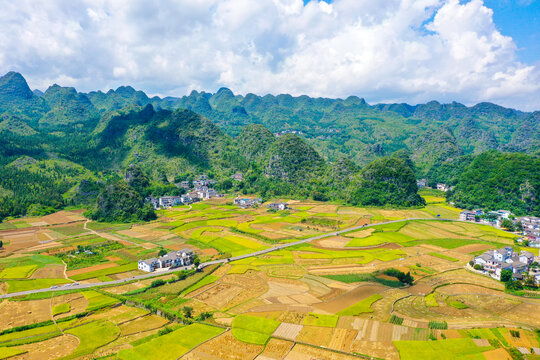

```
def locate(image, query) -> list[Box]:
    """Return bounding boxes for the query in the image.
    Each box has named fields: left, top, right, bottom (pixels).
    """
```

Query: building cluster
left=436, top=183, right=454, bottom=192
left=147, top=174, right=223, bottom=209
left=267, top=202, right=288, bottom=211
left=459, top=209, right=512, bottom=225
left=138, top=248, right=194, bottom=272
left=233, top=197, right=262, bottom=208
left=473, top=247, right=539, bottom=283
left=274, top=130, right=304, bottom=137
left=517, top=216, right=540, bottom=246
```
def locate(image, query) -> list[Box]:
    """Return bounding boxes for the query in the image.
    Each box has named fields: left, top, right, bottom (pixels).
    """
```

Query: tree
left=500, top=269, right=513, bottom=282
left=158, top=248, right=167, bottom=257
left=193, top=255, right=200, bottom=268
left=473, top=264, right=483, bottom=271
left=150, top=279, right=166, bottom=288
left=0, top=240, right=3, bottom=249
left=515, top=221, right=523, bottom=232
left=182, top=306, right=193, bottom=318
left=501, top=219, right=515, bottom=231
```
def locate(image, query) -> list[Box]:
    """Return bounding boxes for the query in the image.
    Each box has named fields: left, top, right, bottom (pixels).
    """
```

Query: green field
left=52, top=303, right=71, bottom=316
left=337, top=294, right=382, bottom=315
left=302, top=313, right=339, bottom=327
left=424, top=293, right=438, bottom=307
left=0, top=265, right=38, bottom=279
left=70, top=263, right=137, bottom=281
left=0, top=347, right=27, bottom=359
left=5, top=278, right=70, bottom=293
left=81, top=290, right=120, bottom=311
left=232, top=315, right=280, bottom=344
left=394, top=338, right=491, bottom=360
left=64, top=320, right=120, bottom=358
left=118, top=324, right=224, bottom=360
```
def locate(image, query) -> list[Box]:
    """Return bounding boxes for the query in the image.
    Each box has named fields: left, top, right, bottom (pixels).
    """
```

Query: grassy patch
left=0, top=347, right=27, bottom=359
left=447, top=300, right=469, bottom=309
left=321, top=273, right=403, bottom=288
left=337, top=294, right=382, bottom=315
left=118, top=324, right=224, bottom=360
left=5, top=278, right=70, bottom=293
left=302, top=313, right=339, bottom=327
left=70, top=263, right=137, bottom=281
left=424, top=293, right=438, bottom=307
left=394, top=338, right=491, bottom=360
left=428, top=252, right=459, bottom=262
left=231, top=328, right=269, bottom=345
left=64, top=320, right=120, bottom=359
left=52, top=303, right=71, bottom=316
left=231, top=315, right=280, bottom=345
left=0, top=265, right=38, bottom=279
left=81, top=291, right=119, bottom=311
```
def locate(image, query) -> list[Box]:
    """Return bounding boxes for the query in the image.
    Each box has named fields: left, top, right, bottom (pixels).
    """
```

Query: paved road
left=0, top=217, right=457, bottom=299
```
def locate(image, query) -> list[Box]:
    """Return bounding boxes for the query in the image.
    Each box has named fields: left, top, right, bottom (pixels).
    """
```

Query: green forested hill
left=449, top=151, right=540, bottom=216
left=0, top=71, right=538, bottom=220
left=175, top=89, right=539, bottom=175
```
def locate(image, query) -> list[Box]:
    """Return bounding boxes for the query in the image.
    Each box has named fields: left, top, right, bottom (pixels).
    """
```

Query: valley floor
left=0, top=196, right=538, bottom=359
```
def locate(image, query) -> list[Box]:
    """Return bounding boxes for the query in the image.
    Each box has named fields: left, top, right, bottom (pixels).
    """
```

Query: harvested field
left=119, top=314, right=169, bottom=335
left=51, top=293, right=88, bottom=317
left=182, top=331, right=263, bottom=360
left=15, top=334, right=80, bottom=360
left=255, top=338, right=293, bottom=360
left=0, top=298, right=52, bottom=330
left=29, top=265, right=64, bottom=279
left=351, top=340, right=399, bottom=360
left=453, top=243, right=492, bottom=254
left=502, top=303, right=540, bottom=327
left=295, top=325, right=333, bottom=346
left=314, top=284, right=386, bottom=314
left=436, top=284, right=504, bottom=296
left=284, top=344, right=359, bottom=360
left=482, top=348, right=512, bottom=360
left=328, top=328, right=358, bottom=352
left=272, top=322, right=303, bottom=340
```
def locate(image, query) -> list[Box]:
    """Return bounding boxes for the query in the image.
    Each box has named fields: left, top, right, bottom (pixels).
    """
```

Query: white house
left=267, top=202, right=288, bottom=211
left=474, top=254, right=492, bottom=266
left=159, top=196, right=182, bottom=208
left=138, top=248, right=194, bottom=273
left=519, top=251, right=535, bottom=264
left=494, top=248, right=513, bottom=262
left=138, top=258, right=159, bottom=272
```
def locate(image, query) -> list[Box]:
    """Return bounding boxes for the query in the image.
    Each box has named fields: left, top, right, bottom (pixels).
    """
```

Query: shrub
left=150, top=279, right=166, bottom=288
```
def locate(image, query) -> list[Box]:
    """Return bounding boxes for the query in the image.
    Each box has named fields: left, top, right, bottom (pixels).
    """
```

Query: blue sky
left=1, top=0, right=539, bottom=110
left=484, top=0, right=540, bottom=63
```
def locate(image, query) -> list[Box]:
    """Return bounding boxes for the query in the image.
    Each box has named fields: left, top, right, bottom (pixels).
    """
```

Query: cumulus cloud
left=0, top=0, right=538, bottom=110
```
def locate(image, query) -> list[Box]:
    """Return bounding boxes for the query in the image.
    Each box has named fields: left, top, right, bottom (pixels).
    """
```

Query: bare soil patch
left=256, top=338, right=294, bottom=360
left=182, top=331, right=263, bottom=360
left=0, top=298, right=52, bottom=331
left=284, top=344, right=359, bottom=360
left=350, top=340, right=399, bottom=360
left=482, top=348, right=512, bottom=360
left=16, top=334, right=79, bottom=360
left=273, top=322, right=303, bottom=340
left=30, top=264, right=65, bottom=279
left=314, top=284, right=386, bottom=314
left=295, top=325, right=333, bottom=346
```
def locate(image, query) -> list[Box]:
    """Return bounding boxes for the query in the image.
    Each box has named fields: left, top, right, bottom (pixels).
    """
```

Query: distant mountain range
left=0, top=71, right=538, bottom=219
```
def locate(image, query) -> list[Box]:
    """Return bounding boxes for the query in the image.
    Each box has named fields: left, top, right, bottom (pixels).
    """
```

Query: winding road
left=0, top=217, right=458, bottom=299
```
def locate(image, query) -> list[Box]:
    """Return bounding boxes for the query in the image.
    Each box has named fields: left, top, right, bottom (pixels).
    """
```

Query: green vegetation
left=5, top=278, right=70, bottom=293
left=321, top=272, right=404, bottom=287
left=0, top=265, right=37, bottom=279
left=447, top=299, right=469, bottom=309
left=424, top=293, right=439, bottom=307
left=55, top=241, right=123, bottom=270
left=64, top=320, right=120, bottom=358
left=428, top=321, right=448, bottom=329
left=338, top=294, right=382, bottom=315
left=450, top=151, right=540, bottom=216
left=232, top=314, right=280, bottom=344
left=428, top=252, right=458, bottom=262
left=0, top=347, right=27, bottom=359
left=394, top=338, right=491, bottom=360
left=180, top=275, right=219, bottom=296
left=52, top=303, right=71, bottom=316
left=302, top=313, right=339, bottom=327
left=81, top=290, right=119, bottom=311
left=389, top=315, right=404, bottom=325
left=70, top=263, right=137, bottom=281
left=118, top=324, right=223, bottom=360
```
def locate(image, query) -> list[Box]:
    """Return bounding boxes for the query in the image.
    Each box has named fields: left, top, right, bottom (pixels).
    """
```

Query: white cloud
left=0, top=0, right=538, bottom=110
